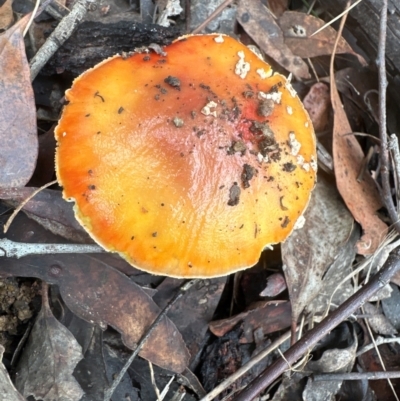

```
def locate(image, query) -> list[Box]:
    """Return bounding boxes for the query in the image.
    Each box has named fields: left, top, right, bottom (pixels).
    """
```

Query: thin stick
left=30, top=0, right=90, bottom=81
left=3, top=180, right=57, bottom=233
left=200, top=330, right=292, bottom=401
left=357, top=336, right=400, bottom=356
left=191, top=0, right=233, bottom=34
left=148, top=361, right=162, bottom=401
left=363, top=314, right=399, bottom=401
left=103, top=279, right=197, bottom=401
left=23, top=0, right=40, bottom=37
left=313, top=371, right=400, bottom=382
left=0, top=238, right=104, bottom=258
left=389, top=134, right=400, bottom=201
left=377, top=0, right=400, bottom=233
left=230, top=247, right=400, bottom=401
left=310, top=0, right=363, bottom=37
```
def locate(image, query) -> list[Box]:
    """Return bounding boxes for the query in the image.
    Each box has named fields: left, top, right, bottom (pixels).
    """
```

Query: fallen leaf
left=237, top=0, right=310, bottom=79
left=279, top=11, right=366, bottom=65
left=382, top=284, right=400, bottom=330
left=267, top=0, right=288, bottom=17
left=0, top=213, right=190, bottom=373
left=0, top=14, right=38, bottom=188
left=363, top=302, right=397, bottom=336
left=302, top=82, right=331, bottom=132
left=15, top=283, right=84, bottom=401
left=331, top=61, right=388, bottom=254
left=306, top=226, right=358, bottom=317
left=281, top=175, right=354, bottom=324
left=153, top=277, right=226, bottom=365
left=209, top=300, right=291, bottom=342
left=0, top=0, right=14, bottom=31
left=303, top=323, right=358, bottom=400
left=259, top=273, right=287, bottom=297
left=73, top=324, right=108, bottom=400
left=0, top=188, right=91, bottom=243
left=0, top=345, right=26, bottom=401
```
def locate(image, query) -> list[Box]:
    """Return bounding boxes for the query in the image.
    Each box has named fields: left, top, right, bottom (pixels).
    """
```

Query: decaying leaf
left=73, top=324, right=108, bottom=400
left=0, top=213, right=190, bottom=373
left=382, top=284, right=400, bottom=330
left=0, top=0, right=14, bottom=31
left=363, top=302, right=397, bottom=336
left=259, top=273, right=287, bottom=297
left=153, top=277, right=226, bottom=364
left=0, top=14, right=38, bottom=188
left=302, top=82, right=331, bottom=133
left=279, top=11, right=366, bottom=65
left=306, top=226, right=358, bottom=318
left=237, top=0, right=309, bottom=79
left=209, top=300, right=291, bottom=342
left=331, top=65, right=388, bottom=254
left=0, top=345, right=26, bottom=401
left=281, top=175, right=354, bottom=324
left=15, top=283, right=84, bottom=401
left=157, top=0, right=183, bottom=27
left=0, top=188, right=90, bottom=243
left=303, top=323, right=358, bottom=400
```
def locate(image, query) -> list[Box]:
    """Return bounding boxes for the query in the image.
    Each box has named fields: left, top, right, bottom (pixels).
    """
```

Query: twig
left=104, top=279, right=197, bottom=401
left=0, top=238, right=104, bottom=258
left=377, top=0, right=400, bottom=233
left=357, top=146, right=374, bottom=182
left=230, top=247, right=400, bottom=401
left=313, top=371, right=400, bottom=381
left=389, top=134, right=400, bottom=202
left=363, top=311, right=399, bottom=401
left=148, top=361, right=162, bottom=401
left=3, top=179, right=57, bottom=233
left=310, top=0, right=363, bottom=37
left=200, top=330, right=292, bottom=401
left=23, top=0, right=41, bottom=37
left=191, top=0, right=233, bottom=34
left=29, top=0, right=91, bottom=81
left=357, top=336, right=400, bottom=356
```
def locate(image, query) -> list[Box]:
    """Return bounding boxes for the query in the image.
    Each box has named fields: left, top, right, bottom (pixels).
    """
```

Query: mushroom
left=55, top=34, right=317, bottom=278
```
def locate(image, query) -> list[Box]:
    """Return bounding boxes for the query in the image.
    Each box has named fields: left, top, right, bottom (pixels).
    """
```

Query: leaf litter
left=1, top=1, right=400, bottom=400
left=0, top=13, right=38, bottom=188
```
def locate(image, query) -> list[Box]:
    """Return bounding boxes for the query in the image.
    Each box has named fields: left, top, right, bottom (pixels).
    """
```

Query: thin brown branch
left=378, top=0, right=400, bottom=232
left=231, top=248, right=400, bottom=401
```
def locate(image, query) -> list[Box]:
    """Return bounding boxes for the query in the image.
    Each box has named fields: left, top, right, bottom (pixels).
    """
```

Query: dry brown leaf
left=0, top=345, right=26, bottom=401
left=15, top=284, right=84, bottom=401
left=237, top=0, right=310, bottom=79
left=331, top=69, right=388, bottom=254
left=209, top=300, right=291, bottom=342
left=0, top=14, right=38, bottom=188
left=267, top=0, right=288, bottom=17
left=0, top=0, right=14, bottom=31
left=279, top=11, right=366, bottom=65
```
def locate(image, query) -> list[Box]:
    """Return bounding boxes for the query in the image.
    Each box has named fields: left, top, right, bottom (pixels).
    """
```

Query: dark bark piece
left=321, top=0, right=400, bottom=77
left=40, top=18, right=183, bottom=77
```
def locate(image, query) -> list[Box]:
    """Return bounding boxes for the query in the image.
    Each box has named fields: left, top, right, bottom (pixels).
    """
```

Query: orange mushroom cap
left=55, top=34, right=317, bottom=278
